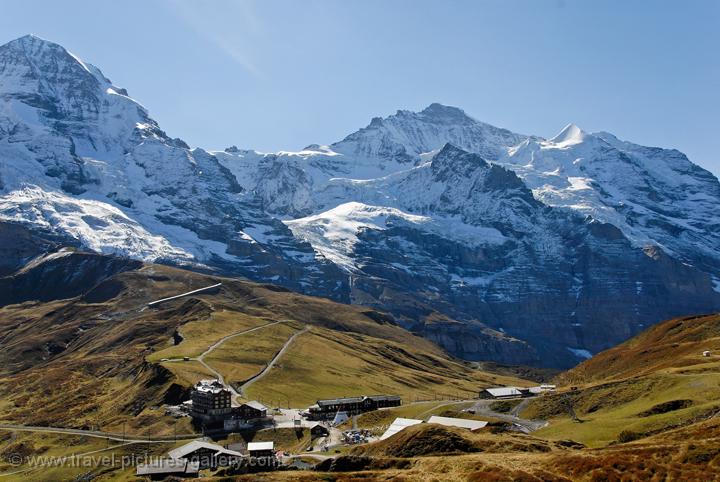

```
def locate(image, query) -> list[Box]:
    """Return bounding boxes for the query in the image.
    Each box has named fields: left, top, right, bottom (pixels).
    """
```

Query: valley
left=0, top=248, right=525, bottom=430
left=0, top=249, right=718, bottom=480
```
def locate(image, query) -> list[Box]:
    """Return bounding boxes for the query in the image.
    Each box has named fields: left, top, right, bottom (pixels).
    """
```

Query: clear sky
left=2, top=0, right=719, bottom=175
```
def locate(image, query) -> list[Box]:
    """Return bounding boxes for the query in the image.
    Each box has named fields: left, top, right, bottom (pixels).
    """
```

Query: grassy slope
left=146, top=310, right=270, bottom=361
left=0, top=431, right=177, bottom=482
left=217, top=417, right=720, bottom=481
left=222, top=313, right=720, bottom=480
left=3, top=255, right=719, bottom=480
left=244, top=326, right=524, bottom=408
left=203, top=321, right=303, bottom=386
left=526, top=313, right=720, bottom=447
left=0, top=258, right=527, bottom=437
left=558, top=312, right=720, bottom=385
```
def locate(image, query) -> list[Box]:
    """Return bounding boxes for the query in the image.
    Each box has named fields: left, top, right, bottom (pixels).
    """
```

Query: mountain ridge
left=1, top=35, right=719, bottom=367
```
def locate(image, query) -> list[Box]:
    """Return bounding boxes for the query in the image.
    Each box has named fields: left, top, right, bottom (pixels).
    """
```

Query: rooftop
left=194, top=379, right=229, bottom=394
left=484, top=387, right=523, bottom=397
left=427, top=416, right=488, bottom=430
left=366, top=394, right=401, bottom=401
left=317, top=397, right=363, bottom=406
left=379, top=417, right=423, bottom=440
left=248, top=441, right=274, bottom=452
left=242, top=400, right=268, bottom=411
left=136, top=459, right=199, bottom=476
left=167, top=441, right=243, bottom=460
left=316, top=395, right=400, bottom=406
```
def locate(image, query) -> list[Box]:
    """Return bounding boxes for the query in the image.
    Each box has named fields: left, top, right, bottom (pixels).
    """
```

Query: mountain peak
left=2, top=34, right=66, bottom=55
left=0, top=34, right=121, bottom=101
left=549, top=123, right=586, bottom=145
left=1, top=34, right=95, bottom=77
left=420, top=103, right=472, bottom=122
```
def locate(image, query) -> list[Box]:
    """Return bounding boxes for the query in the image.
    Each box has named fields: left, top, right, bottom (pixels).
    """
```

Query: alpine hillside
left=1, top=35, right=719, bottom=367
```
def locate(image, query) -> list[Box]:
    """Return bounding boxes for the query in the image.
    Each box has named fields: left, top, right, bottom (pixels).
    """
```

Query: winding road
left=165, top=320, right=309, bottom=401
left=239, top=326, right=310, bottom=395
left=468, top=398, right=548, bottom=432
left=195, top=320, right=286, bottom=397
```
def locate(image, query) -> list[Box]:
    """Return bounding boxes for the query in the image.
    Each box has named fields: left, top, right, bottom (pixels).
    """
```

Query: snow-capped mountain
left=0, top=35, right=345, bottom=296
left=2, top=35, right=719, bottom=367
left=502, top=124, right=720, bottom=274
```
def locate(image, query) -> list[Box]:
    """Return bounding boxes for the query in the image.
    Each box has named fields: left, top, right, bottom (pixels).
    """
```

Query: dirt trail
left=239, top=326, right=310, bottom=395
left=165, top=320, right=288, bottom=398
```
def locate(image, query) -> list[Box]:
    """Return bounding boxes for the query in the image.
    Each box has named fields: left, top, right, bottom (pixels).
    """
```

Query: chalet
left=190, top=379, right=232, bottom=424
left=235, top=401, right=268, bottom=420
left=247, top=441, right=275, bottom=458
left=136, top=459, right=199, bottom=480
left=307, top=395, right=401, bottom=419
left=167, top=440, right=243, bottom=469
left=247, top=441, right=277, bottom=470
left=366, top=395, right=402, bottom=410
left=309, top=423, right=330, bottom=439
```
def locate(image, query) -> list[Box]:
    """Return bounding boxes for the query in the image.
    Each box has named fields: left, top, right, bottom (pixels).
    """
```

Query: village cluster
left=141, top=379, right=556, bottom=478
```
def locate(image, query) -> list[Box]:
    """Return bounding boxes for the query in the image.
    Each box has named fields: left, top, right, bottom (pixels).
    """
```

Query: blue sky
left=2, top=0, right=719, bottom=175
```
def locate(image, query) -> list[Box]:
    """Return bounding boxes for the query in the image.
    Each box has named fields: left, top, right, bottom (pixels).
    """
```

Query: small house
left=235, top=401, right=268, bottom=420
left=247, top=441, right=275, bottom=458
left=309, top=423, right=330, bottom=439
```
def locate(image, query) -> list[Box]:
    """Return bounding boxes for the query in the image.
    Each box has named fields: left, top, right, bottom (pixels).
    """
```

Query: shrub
left=616, top=430, right=642, bottom=443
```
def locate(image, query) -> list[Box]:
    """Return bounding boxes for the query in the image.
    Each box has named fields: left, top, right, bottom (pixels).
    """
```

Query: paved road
left=239, top=326, right=310, bottom=395
left=468, top=399, right=548, bottom=432
left=413, top=400, right=474, bottom=419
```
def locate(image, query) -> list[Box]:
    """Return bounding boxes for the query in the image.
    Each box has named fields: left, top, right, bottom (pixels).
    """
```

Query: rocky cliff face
left=1, top=35, right=719, bottom=367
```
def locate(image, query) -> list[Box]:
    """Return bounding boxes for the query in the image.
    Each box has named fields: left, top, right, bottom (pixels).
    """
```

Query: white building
left=379, top=418, right=423, bottom=440
left=427, top=416, right=488, bottom=430
left=479, top=387, right=524, bottom=399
